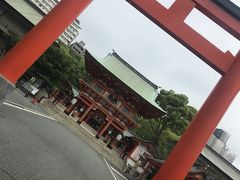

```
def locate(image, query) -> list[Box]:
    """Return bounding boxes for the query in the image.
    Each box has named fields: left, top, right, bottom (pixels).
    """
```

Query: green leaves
left=133, top=89, right=197, bottom=159
left=26, top=42, right=86, bottom=88
left=0, top=30, right=20, bottom=53
left=156, top=89, right=197, bottom=136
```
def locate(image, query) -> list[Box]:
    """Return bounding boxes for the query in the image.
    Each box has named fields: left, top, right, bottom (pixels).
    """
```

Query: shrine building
left=56, top=50, right=166, bottom=149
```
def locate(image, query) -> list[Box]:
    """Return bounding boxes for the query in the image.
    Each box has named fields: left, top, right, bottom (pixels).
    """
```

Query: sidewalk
left=41, top=100, right=125, bottom=171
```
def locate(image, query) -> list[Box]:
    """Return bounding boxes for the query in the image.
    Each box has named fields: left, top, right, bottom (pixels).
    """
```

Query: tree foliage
left=1, top=31, right=86, bottom=90
left=155, top=89, right=197, bottom=136
left=0, top=30, right=20, bottom=55
left=5, top=30, right=20, bottom=50
left=133, top=89, right=197, bottom=159
left=24, top=42, right=87, bottom=89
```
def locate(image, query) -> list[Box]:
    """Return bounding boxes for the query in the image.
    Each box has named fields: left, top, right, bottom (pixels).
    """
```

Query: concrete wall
left=207, top=131, right=236, bottom=163
left=0, top=1, right=32, bottom=37
left=201, top=146, right=240, bottom=180
left=131, top=144, right=147, bottom=161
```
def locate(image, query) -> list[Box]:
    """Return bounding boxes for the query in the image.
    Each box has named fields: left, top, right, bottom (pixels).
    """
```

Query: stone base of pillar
left=95, top=135, right=100, bottom=139
left=77, top=120, right=82, bottom=124
left=0, top=75, right=15, bottom=105
left=31, top=98, right=38, bottom=104
left=64, top=110, right=71, bottom=115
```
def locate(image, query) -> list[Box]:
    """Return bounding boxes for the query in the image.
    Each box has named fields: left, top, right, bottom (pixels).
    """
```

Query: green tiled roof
left=4, top=0, right=43, bottom=25
left=97, top=51, right=165, bottom=113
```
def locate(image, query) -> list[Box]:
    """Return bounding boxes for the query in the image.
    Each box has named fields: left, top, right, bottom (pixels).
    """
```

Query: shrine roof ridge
left=111, top=50, right=159, bottom=90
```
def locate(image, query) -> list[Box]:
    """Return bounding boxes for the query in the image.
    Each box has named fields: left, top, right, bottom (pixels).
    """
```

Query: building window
left=107, top=94, right=118, bottom=105
left=73, top=29, right=78, bottom=35
left=133, top=115, right=139, bottom=122
left=93, top=84, right=103, bottom=93
left=122, top=106, right=131, bottom=116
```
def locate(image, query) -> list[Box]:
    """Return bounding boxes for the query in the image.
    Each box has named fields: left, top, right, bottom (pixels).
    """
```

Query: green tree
left=2, top=30, right=86, bottom=94
left=133, top=89, right=197, bottom=158
left=25, top=42, right=87, bottom=89
left=0, top=30, right=20, bottom=55
left=155, top=89, right=197, bottom=136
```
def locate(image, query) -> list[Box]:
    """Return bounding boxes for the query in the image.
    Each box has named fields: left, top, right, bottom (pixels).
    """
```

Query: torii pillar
left=0, top=0, right=92, bottom=104
left=155, top=51, right=240, bottom=179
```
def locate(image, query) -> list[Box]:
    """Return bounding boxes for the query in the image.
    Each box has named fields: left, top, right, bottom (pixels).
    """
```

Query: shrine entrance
left=85, top=110, right=107, bottom=132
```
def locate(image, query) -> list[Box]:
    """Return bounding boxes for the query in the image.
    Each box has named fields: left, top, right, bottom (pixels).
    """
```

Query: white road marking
left=3, top=101, right=57, bottom=121
left=80, top=124, right=95, bottom=137
left=103, top=157, right=118, bottom=180
left=111, top=167, right=128, bottom=180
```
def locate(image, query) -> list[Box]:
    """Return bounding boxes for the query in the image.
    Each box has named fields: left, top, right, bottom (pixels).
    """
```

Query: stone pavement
left=41, top=100, right=125, bottom=171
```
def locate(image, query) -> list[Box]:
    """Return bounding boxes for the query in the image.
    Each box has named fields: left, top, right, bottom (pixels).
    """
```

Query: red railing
left=79, top=80, right=139, bottom=128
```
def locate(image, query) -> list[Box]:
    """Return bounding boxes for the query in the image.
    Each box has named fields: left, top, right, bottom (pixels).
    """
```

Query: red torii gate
left=126, top=0, right=240, bottom=179
left=0, top=0, right=239, bottom=179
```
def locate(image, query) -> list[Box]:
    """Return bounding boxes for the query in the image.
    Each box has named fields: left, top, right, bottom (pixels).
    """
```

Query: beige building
left=0, top=0, right=80, bottom=45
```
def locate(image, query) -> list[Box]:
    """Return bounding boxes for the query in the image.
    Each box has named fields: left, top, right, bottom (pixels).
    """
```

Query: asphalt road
left=6, top=89, right=48, bottom=115
left=0, top=103, right=118, bottom=180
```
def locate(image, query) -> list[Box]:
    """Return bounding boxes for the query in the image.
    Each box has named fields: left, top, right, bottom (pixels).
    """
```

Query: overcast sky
left=76, top=0, right=240, bottom=168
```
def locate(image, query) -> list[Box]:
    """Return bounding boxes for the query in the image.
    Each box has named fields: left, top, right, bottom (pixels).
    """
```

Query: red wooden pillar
left=154, top=52, right=240, bottom=179
left=107, top=136, right=117, bottom=149
left=49, top=89, right=60, bottom=100
left=77, top=104, right=94, bottom=124
left=64, top=98, right=78, bottom=115
left=84, top=112, right=93, bottom=123
left=59, top=96, right=66, bottom=104
left=96, top=119, right=112, bottom=139
left=53, top=94, right=61, bottom=105
left=64, top=103, right=76, bottom=115
left=0, top=0, right=92, bottom=84
left=31, top=95, right=40, bottom=105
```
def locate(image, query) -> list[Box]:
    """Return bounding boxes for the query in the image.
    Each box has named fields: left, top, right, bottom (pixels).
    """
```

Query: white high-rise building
left=207, top=128, right=236, bottom=163
left=28, top=0, right=81, bottom=45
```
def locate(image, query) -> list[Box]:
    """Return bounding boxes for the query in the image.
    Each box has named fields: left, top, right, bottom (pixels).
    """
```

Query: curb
left=3, top=100, right=54, bottom=120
